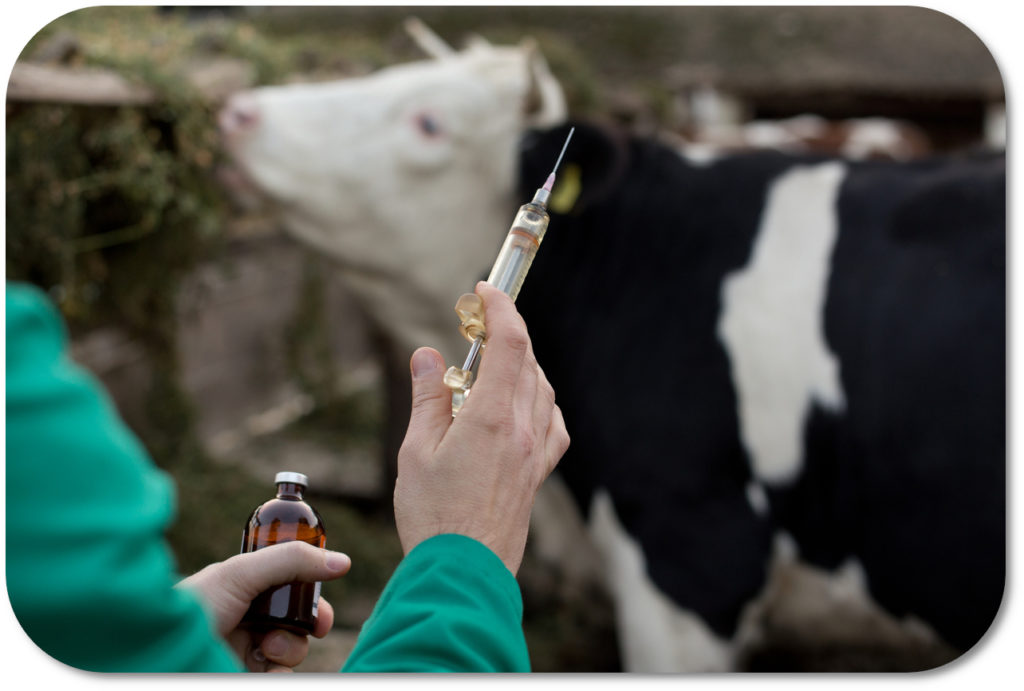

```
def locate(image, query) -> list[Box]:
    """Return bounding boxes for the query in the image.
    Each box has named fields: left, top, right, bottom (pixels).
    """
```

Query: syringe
left=443, top=127, right=575, bottom=415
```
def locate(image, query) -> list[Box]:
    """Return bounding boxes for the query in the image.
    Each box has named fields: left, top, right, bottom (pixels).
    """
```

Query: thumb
left=403, top=347, right=452, bottom=453
left=222, top=542, right=350, bottom=601
left=183, top=542, right=351, bottom=635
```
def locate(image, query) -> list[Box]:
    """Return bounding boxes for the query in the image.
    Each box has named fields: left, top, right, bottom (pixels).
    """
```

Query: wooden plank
left=7, top=62, right=156, bottom=105
left=6, top=59, right=256, bottom=105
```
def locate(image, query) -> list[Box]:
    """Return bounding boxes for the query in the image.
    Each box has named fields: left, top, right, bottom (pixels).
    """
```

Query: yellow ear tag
left=549, top=163, right=582, bottom=214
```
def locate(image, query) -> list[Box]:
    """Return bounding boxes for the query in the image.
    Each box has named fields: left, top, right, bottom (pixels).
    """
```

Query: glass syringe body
left=487, top=200, right=550, bottom=301
left=444, top=193, right=550, bottom=414
left=445, top=125, right=572, bottom=416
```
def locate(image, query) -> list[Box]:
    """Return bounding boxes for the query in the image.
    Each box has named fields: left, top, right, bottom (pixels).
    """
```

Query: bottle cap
left=274, top=471, right=309, bottom=487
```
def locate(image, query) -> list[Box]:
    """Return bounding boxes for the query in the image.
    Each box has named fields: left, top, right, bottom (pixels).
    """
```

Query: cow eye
left=414, top=112, right=443, bottom=138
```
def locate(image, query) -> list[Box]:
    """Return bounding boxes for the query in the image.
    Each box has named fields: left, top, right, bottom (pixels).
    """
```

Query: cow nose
left=219, top=92, right=260, bottom=137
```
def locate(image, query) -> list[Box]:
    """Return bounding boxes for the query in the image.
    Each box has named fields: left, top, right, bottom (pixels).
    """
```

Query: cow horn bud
left=404, top=17, right=455, bottom=59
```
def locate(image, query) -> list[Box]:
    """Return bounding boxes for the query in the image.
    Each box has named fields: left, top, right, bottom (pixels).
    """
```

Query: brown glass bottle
left=240, top=472, right=326, bottom=635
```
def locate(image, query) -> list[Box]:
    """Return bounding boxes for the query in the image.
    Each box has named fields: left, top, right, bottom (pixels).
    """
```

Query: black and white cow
left=218, top=26, right=1005, bottom=670
left=514, top=121, right=1005, bottom=670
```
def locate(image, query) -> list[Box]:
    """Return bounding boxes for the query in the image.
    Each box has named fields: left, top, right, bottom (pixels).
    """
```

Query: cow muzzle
left=218, top=91, right=261, bottom=140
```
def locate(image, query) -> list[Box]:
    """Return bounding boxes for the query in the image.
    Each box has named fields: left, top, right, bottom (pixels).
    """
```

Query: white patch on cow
left=742, top=120, right=807, bottom=151
left=588, top=490, right=736, bottom=672
left=984, top=102, right=1006, bottom=150
left=678, top=142, right=723, bottom=167
left=841, top=118, right=907, bottom=160
left=717, top=162, right=847, bottom=484
left=784, top=114, right=831, bottom=140
left=656, top=130, right=722, bottom=167
left=745, top=481, right=770, bottom=517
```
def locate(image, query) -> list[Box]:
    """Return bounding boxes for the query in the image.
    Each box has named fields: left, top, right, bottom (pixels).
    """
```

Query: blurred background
left=5, top=5, right=1005, bottom=672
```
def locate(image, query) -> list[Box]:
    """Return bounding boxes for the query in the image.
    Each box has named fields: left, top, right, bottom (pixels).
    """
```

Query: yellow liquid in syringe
left=487, top=202, right=550, bottom=301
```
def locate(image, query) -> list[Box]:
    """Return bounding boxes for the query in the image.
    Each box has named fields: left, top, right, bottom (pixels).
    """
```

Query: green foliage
left=6, top=8, right=409, bottom=625
left=8, top=11, right=223, bottom=330
left=6, top=22, right=226, bottom=468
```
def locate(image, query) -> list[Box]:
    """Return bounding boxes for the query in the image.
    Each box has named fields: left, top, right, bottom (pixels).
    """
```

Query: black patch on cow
left=518, top=122, right=1005, bottom=653
left=767, top=153, right=1005, bottom=652
left=517, top=122, right=826, bottom=638
left=764, top=403, right=854, bottom=570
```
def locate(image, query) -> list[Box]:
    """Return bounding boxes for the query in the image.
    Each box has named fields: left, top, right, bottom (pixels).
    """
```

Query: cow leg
left=587, top=490, right=738, bottom=672
left=528, top=472, right=604, bottom=591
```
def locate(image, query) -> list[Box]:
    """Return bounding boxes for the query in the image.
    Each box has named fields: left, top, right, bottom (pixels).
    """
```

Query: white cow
left=219, top=22, right=608, bottom=663
left=219, top=19, right=566, bottom=369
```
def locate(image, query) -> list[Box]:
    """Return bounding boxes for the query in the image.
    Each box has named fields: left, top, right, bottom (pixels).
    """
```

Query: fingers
left=472, top=282, right=529, bottom=403
left=514, top=340, right=540, bottom=430
left=226, top=597, right=332, bottom=673
left=542, top=404, right=571, bottom=482
left=472, top=281, right=567, bottom=484
left=225, top=629, right=292, bottom=673
left=313, top=597, right=334, bottom=638
left=219, top=542, right=351, bottom=603
left=401, top=347, right=451, bottom=453
left=529, top=357, right=554, bottom=438
left=255, top=629, right=310, bottom=669
left=251, top=598, right=335, bottom=669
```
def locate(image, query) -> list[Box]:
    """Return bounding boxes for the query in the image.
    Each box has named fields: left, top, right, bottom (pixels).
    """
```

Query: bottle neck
left=276, top=482, right=305, bottom=499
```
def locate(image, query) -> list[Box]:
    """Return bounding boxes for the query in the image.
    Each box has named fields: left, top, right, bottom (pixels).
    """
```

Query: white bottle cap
left=274, top=471, right=308, bottom=487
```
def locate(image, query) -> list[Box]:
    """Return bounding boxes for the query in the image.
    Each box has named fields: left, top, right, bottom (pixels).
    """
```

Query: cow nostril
left=233, top=110, right=255, bottom=128
left=219, top=93, right=260, bottom=135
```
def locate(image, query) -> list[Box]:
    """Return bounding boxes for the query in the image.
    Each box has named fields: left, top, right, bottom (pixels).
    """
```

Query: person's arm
left=341, top=534, right=530, bottom=672
left=6, top=283, right=242, bottom=672
left=5, top=283, right=349, bottom=672
left=343, top=282, right=570, bottom=673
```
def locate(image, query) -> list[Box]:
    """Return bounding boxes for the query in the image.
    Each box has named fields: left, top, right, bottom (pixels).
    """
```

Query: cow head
left=219, top=20, right=566, bottom=362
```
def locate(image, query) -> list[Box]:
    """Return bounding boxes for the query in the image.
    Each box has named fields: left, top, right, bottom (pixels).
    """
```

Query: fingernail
left=411, top=349, right=439, bottom=378
left=325, top=551, right=351, bottom=573
left=263, top=633, right=288, bottom=658
left=253, top=647, right=267, bottom=662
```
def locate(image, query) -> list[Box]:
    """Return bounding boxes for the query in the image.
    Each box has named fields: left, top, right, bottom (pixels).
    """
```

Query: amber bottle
left=240, top=471, right=326, bottom=635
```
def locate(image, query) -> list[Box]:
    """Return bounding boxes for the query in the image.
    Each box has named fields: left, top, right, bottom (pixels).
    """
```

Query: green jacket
left=5, top=282, right=530, bottom=673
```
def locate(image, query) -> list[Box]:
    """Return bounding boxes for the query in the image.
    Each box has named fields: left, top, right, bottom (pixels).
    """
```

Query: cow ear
left=519, top=122, right=627, bottom=215
left=521, top=38, right=567, bottom=128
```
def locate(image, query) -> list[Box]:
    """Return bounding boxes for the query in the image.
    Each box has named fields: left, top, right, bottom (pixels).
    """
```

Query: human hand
left=177, top=541, right=351, bottom=672
left=393, top=281, right=571, bottom=575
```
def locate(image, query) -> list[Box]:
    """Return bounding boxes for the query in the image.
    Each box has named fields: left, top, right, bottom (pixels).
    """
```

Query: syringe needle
left=541, top=127, right=575, bottom=193
left=551, top=126, right=575, bottom=177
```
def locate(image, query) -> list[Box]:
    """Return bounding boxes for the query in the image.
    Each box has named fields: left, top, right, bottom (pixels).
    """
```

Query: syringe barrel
left=486, top=201, right=550, bottom=302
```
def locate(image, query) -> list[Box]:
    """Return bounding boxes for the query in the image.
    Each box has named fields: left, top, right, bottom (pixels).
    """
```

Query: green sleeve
left=341, top=534, right=531, bottom=673
left=5, top=283, right=242, bottom=672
